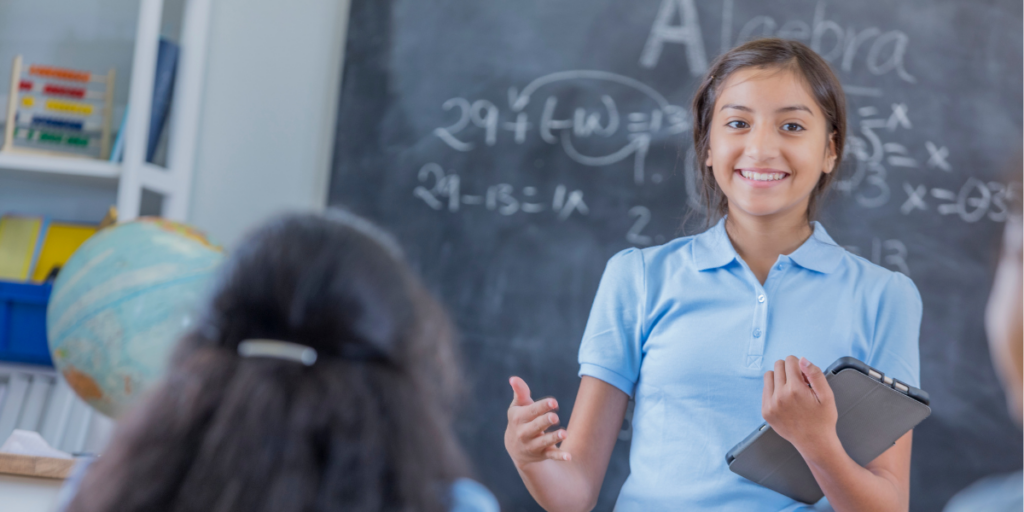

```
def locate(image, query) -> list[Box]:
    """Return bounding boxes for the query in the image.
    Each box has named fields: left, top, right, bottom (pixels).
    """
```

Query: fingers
left=505, top=379, right=569, bottom=465
left=518, top=397, right=558, bottom=421
left=543, top=446, right=572, bottom=462
left=527, top=428, right=567, bottom=454
left=762, top=370, right=775, bottom=405
left=507, top=377, right=559, bottom=428
left=522, top=410, right=560, bottom=438
left=784, top=356, right=803, bottom=388
left=773, top=359, right=786, bottom=390
left=509, top=376, right=533, bottom=407
left=799, top=357, right=833, bottom=403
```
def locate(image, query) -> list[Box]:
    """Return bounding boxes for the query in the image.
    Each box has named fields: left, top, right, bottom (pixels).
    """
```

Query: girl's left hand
left=762, top=356, right=838, bottom=454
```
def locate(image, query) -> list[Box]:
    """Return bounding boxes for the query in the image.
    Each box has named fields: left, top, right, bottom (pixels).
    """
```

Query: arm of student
left=763, top=356, right=911, bottom=512
left=507, top=376, right=628, bottom=512
left=801, top=430, right=912, bottom=512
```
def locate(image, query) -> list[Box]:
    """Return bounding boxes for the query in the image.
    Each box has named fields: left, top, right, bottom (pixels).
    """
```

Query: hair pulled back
left=66, top=211, right=469, bottom=512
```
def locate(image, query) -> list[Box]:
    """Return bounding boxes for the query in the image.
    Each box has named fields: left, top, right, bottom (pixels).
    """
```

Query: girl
left=63, top=211, right=498, bottom=512
left=505, top=38, right=922, bottom=512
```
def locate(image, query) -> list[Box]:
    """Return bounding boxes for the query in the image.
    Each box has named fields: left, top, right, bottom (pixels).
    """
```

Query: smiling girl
left=504, top=38, right=922, bottom=512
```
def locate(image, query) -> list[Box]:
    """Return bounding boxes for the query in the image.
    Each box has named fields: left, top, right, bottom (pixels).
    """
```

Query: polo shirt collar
left=692, top=217, right=737, bottom=271
left=788, top=221, right=846, bottom=274
left=691, top=217, right=845, bottom=274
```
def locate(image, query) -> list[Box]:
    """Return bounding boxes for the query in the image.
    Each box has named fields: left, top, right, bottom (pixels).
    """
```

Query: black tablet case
left=725, top=357, right=931, bottom=504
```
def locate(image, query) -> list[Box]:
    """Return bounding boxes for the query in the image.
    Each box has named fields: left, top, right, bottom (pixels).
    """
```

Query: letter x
left=925, top=141, right=951, bottom=171
left=901, top=183, right=928, bottom=214
left=887, top=103, right=911, bottom=131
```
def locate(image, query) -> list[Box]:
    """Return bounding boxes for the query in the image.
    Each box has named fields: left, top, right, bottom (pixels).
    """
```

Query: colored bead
left=45, top=99, right=93, bottom=116
left=29, top=65, right=90, bottom=82
left=31, top=115, right=84, bottom=131
left=43, top=84, right=87, bottom=99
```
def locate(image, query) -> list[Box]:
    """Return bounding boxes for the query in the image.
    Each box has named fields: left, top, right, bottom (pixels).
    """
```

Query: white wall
left=186, top=0, right=351, bottom=248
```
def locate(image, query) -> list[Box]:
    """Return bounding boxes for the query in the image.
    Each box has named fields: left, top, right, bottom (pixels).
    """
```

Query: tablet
left=725, top=356, right=931, bottom=504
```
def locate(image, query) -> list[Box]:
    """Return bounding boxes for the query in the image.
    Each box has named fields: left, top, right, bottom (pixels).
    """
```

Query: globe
left=46, top=217, right=223, bottom=418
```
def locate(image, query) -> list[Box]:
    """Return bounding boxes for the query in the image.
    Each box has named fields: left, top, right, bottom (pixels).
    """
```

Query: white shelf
left=0, top=152, right=120, bottom=179
left=0, top=0, right=210, bottom=223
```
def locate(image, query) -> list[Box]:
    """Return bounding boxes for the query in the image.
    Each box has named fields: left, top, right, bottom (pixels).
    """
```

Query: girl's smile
left=735, top=168, right=791, bottom=187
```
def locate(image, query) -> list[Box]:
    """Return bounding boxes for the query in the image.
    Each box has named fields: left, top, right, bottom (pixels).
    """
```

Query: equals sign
left=884, top=143, right=918, bottom=168
left=930, top=189, right=958, bottom=215
left=627, top=110, right=662, bottom=133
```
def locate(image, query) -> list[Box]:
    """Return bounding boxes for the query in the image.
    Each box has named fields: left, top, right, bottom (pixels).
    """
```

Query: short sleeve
left=578, top=248, right=646, bottom=398
left=449, top=478, right=499, bottom=512
left=867, top=272, right=923, bottom=388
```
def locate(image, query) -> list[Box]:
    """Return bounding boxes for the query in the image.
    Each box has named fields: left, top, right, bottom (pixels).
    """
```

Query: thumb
left=509, top=376, right=533, bottom=406
left=799, top=358, right=831, bottom=402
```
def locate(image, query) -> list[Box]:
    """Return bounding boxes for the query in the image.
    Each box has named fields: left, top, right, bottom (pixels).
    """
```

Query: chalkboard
left=328, top=1, right=1023, bottom=510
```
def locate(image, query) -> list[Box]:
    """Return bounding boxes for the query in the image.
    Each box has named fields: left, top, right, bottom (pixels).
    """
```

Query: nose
left=744, top=123, right=781, bottom=164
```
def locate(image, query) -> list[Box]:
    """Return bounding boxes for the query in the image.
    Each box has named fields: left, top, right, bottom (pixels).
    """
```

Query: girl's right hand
left=504, top=376, right=572, bottom=468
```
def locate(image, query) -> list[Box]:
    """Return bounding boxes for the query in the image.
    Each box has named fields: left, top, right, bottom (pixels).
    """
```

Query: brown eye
left=782, top=123, right=805, bottom=132
left=727, top=120, right=749, bottom=129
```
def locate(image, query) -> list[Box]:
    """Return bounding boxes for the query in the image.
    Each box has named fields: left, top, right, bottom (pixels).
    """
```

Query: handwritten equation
left=836, top=102, right=1022, bottom=223
left=433, top=70, right=687, bottom=185
left=900, top=179, right=1021, bottom=223
left=414, top=163, right=590, bottom=220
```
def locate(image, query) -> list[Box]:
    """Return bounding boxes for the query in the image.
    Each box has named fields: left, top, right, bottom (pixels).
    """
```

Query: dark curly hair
left=690, top=37, right=848, bottom=223
left=65, top=210, right=470, bottom=512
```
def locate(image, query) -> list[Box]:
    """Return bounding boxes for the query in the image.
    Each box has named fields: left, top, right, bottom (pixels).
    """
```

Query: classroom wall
left=186, top=0, right=351, bottom=248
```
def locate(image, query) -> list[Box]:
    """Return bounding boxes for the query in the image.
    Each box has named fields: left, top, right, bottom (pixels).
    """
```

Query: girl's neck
left=724, top=207, right=813, bottom=285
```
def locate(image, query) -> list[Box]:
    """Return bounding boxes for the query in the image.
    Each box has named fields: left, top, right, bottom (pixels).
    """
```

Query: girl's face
left=705, top=66, right=837, bottom=220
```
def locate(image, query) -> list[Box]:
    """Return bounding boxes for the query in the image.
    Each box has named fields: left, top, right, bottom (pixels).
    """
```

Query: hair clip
left=238, top=339, right=318, bottom=366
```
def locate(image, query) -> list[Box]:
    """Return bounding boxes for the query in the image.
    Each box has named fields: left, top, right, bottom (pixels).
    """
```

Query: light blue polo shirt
left=578, top=217, right=922, bottom=511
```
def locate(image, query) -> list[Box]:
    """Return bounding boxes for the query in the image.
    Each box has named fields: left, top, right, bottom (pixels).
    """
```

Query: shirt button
left=776, top=264, right=784, bottom=271
left=753, top=328, right=762, bottom=338
left=757, top=294, right=765, bottom=303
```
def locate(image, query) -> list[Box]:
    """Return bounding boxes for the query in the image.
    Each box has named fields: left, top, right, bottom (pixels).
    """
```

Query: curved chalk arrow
left=561, top=130, right=651, bottom=185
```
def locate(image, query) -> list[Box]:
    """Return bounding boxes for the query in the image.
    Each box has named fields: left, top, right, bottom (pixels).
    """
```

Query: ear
left=823, top=133, right=838, bottom=174
left=705, top=148, right=713, bottom=168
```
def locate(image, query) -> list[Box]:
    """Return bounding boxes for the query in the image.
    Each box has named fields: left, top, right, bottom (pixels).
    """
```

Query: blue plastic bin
left=0, top=281, right=53, bottom=366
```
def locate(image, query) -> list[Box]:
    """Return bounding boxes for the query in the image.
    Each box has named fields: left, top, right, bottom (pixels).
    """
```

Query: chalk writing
left=626, top=206, right=654, bottom=245
left=640, top=0, right=708, bottom=73
left=900, top=179, right=1022, bottom=223
left=837, top=102, right=930, bottom=208
left=414, top=163, right=590, bottom=220
left=924, top=142, right=951, bottom=171
left=843, top=238, right=911, bottom=275
left=644, top=0, right=916, bottom=84
left=417, top=0, right=1017, bottom=276
left=434, top=70, right=687, bottom=184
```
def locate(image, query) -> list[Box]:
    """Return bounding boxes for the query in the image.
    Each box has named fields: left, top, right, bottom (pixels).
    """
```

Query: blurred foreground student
left=505, top=38, right=921, bottom=511
left=944, top=188, right=1023, bottom=511
left=61, top=211, right=498, bottom=512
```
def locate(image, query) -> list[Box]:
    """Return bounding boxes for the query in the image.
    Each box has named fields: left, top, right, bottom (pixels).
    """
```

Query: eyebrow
left=719, top=104, right=814, bottom=114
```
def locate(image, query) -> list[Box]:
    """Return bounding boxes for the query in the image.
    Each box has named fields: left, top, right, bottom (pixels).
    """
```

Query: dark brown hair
left=690, top=37, right=847, bottom=223
left=66, top=211, right=469, bottom=512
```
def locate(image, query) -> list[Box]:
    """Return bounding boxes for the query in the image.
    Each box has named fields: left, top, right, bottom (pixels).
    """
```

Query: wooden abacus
left=3, top=55, right=115, bottom=159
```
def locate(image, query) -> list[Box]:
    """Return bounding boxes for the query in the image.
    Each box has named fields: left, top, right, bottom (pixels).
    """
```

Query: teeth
left=740, top=170, right=786, bottom=181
